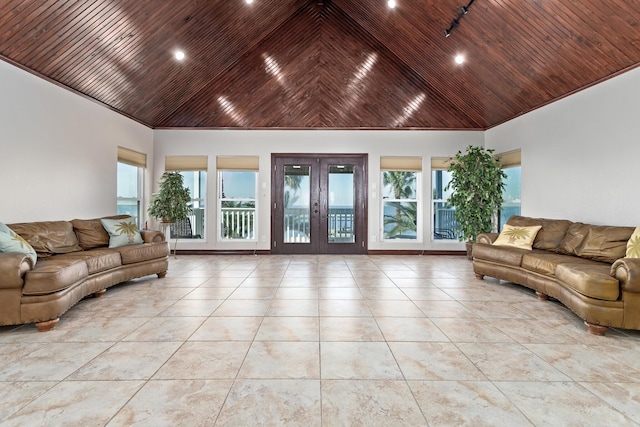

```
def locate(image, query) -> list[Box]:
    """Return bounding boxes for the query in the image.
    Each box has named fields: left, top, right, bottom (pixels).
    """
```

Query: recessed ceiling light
left=454, top=55, right=464, bottom=64
left=246, top=0, right=253, bottom=4
left=387, top=0, right=396, bottom=8
left=175, top=51, right=185, bottom=61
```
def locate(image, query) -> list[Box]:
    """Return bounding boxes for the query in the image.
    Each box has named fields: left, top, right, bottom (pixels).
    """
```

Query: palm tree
left=383, top=171, right=418, bottom=239
left=115, top=220, right=139, bottom=243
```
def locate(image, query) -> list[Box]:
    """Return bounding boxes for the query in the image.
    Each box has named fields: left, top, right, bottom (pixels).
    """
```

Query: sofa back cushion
left=506, top=216, right=572, bottom=251
left=71, top=215, right=130, bottom=250
left=559, top=223, right=634, bottom=263
left=8, top=221, right=82, bottom=258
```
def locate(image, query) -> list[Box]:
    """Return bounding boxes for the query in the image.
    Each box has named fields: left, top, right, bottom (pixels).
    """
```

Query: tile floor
left=2, top=254, right=640, bottom=426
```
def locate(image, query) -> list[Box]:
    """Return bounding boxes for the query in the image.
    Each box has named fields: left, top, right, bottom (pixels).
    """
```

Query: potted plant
left=148, top=171, right=192, bottom=226
left=445, top=145, right=506, bottom=259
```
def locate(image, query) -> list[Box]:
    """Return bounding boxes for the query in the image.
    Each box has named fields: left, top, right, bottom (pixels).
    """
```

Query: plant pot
left=465, top=241, right=474, bottom=260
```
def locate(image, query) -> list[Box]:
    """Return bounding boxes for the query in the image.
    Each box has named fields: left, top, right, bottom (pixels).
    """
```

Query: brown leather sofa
left=0, top=216, right=169, bottom=331
left=472, top=216, right=640, bottom=335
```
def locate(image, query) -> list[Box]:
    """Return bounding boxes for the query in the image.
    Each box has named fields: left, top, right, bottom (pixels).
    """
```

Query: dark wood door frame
left=271, top=153, right=368, bottom=254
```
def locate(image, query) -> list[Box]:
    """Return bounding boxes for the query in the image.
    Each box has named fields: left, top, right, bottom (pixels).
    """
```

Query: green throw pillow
left=100, top=217, right=143, bottom=248
left=0, top=222, right=37, bottom=263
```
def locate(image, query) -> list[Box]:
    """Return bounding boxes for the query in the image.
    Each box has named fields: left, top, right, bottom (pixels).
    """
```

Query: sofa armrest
left=0, top=252, right=34, bottom=289
left=476, top=233, right=499, bottom=245
left=140, top=230, right=166, bottom=243
left=612, top=258, right=640, bottom=293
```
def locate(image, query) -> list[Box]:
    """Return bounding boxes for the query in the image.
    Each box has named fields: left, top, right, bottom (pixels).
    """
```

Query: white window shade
left=117, top=146, right=147, bottom=168
left=430, top=157, right=452, bottom=171
left=496, top=149, right=521, bottom=168
left=216, top=156, right=259, bottom=171
left=380, top=156, right=422, bottom=171
left=165, top=156, right=208, bottom=171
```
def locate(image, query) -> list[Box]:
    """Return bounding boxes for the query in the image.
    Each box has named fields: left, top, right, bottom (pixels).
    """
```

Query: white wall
left=486, top=66, right=640, bottom=226
left=153, top=130, right=482, bottom=251
left=0, top=60, right=153, bottom=224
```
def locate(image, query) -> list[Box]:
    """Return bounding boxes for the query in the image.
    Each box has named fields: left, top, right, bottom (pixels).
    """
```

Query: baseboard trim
left=367, top=250, right=467, bottom=256
left=172, top=249, right=466, bottom=256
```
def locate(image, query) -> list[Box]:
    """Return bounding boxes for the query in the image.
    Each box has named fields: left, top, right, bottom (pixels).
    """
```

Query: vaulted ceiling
left=1, top=0, right=639, bottom=129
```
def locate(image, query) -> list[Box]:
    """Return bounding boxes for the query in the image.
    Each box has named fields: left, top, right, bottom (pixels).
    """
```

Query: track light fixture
left=444, top=0, right=474, bottom=37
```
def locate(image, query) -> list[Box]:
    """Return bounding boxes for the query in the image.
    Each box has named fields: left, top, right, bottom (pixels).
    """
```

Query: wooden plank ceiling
left=1, top=0, right=639, bottom=129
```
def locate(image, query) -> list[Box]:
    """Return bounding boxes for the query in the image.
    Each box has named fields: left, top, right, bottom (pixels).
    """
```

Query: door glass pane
left=284, top=166, right=310, bottom=243
left=328, top=165, right=355, bottom=243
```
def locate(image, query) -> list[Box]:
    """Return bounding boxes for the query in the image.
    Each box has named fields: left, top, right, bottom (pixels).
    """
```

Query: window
left=218, top=156, right=259, bottom=240
left=117, top=147, right=146, bottom=226
left=496, top=150, right=522, bottom=230
left=381, top=157, right=421, bottom=241
left=165, top=156, right=207, bottom=239
left=431, top=157, right=462, bottom=240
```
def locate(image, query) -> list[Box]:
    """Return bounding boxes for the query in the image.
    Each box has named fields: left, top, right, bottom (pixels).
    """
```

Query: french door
left=271, top=154, right=367, bottom=254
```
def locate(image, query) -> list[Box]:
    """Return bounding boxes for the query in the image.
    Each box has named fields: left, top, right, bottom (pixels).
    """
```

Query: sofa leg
left=585, top=322, right=607, bottom=336
left=35, top=318, right=59, bottom=332
left=535, top=291, right=549, bottom=300
left=474, top=273, right=484, bottom=280
left=157, top=271, right=167, bottom=278
left=93, top=289, right=106, bottom=298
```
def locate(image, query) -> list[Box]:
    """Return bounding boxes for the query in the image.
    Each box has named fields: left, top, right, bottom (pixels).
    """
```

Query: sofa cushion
left=575, top=225, right=634, bottom=263
left=8, top=221, right=82, bottom=258
left=472, top=243, right=528, bottom=267
left=0, top=222, right=37, bottom=263
left=521, top=252, right=593, bottom=276
left=493, top=224, right=541, bottom=250
left=100, top=217, right=143, bottom=248
left=627, top=227, right=640, bottom=258
left=23, top=258, right=88, bottom=296
left=555, top=263, right=620, bottom=301
left=108, top=241, right=169, bottom=265
left=71, top=215, right=130, bottom=250
left=507, top=216, right=572, bottom=251
left=51, top=249, right=122, bottom=275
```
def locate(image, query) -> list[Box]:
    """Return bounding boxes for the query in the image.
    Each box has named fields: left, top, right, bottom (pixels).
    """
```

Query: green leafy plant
left=445, top=145, right=507, bottom=243
left=147, top=172, right=192, bottom=224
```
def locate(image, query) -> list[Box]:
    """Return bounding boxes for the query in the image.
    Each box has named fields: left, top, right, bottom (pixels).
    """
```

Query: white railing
left=221, top=208, right=255, bottom=239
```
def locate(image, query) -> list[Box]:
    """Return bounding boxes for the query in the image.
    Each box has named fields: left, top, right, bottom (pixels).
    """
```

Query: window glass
left=431, top=169, right=462, bottom=240
left=382, top=171, right=419, bottom=240
left=219, top=171, right=257, bottom=240
left=169, top=171, right=206, bottom=239
left=499, top=166, right=521, bottom=230
left=117, top=162, right=142, bottom=226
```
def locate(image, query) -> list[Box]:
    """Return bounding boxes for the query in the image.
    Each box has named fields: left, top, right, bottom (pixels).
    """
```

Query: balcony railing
left=283, top=207, right=355, bottom=243
left=221, top=207, right=255, bottom=239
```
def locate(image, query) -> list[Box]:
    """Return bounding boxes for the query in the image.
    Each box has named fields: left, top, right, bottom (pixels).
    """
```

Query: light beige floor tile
left=322, top=380, right=427, bottom=427
left=108, top=379, right=233, bottom=426
left=212, top=299, right=271, bottom=317
left=0, top=382, right=56, bottom=422
left=123, top=316, right=206, bottom=341
left=390, top=278, right=435, bottom=287
left=319, top=299, right=373, bottom=317
left=238, top=277, right=283, bottom=287
left=377, top=317, right=449, bottom=342
left=409, top=380, right=534, bottom=426
left=414, top=300, right=479, bottom=318
left=3, top=380, right=144, bottom=427
left=320, top=342, right=403, bottom=379
left=158, top=299, right=223, bottom=317
left=457, top=342, right=571, bottom=381
left=317, top=277, right=358, bottom=287
left=389, top=342, right=485, bottom=380
left=228, top=286, right=278, bottom=299
left=359, top=287, right=408, bottom=300
left=579, top=382, right=640, bottom=424
left=184, top=287, right=237, bottom=299
left=215, top=379, right=321, bottom=426
left=279, top=277, right=319, bottom=287
left=320, top=317, right=384, bottom=341
left=431, top=318, right=515, bottom=342
left=525, top=343, right=640, bottom=382
left=200, top=276, right=246, bottom=287
left=367, top=300, right=425, bottom=317
left=189, top=317, right=263, bottom=341
left=238, top=341, right=320, bottom=379
left=461, top=301, right=535, bottom=319
left=255, top=317, right=319, bottom=341
left=69, top=341, right=181, bottom=380
left=491, top=318, right=579, bottom=344
left=266, top=299, right=319, bottom=316
left=274, top=287, right=319, bottom=299
left=0, top=342, right=113, bottom=381
left=319, top=287, right=363, bottom=300
left=154, top=341, right=251, bottom=379
left=496, top=381, right=636, bottom=426
left=399, top=287, right=453, bottom=300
